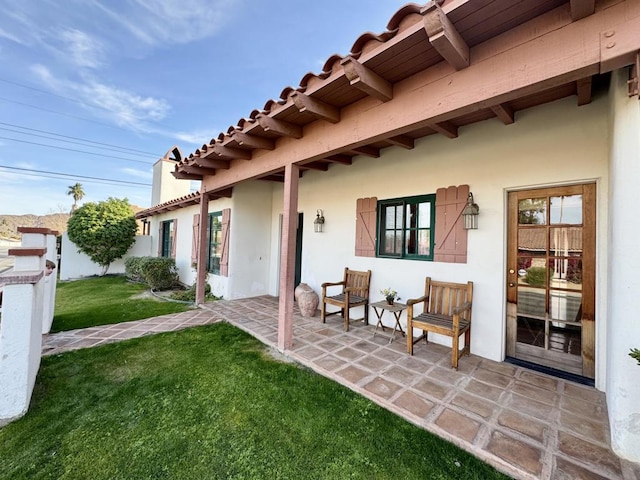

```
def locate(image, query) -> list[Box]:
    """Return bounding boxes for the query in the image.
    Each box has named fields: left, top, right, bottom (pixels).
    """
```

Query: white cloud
left=171, top=129, right=217, bottom=146
left=59, top=28, right=105, bottom=69
left=121, top=167, right=153, bottom=180
left=91, top=0, right=242, bottom=47
left=30, top=66, right=171, bottom=131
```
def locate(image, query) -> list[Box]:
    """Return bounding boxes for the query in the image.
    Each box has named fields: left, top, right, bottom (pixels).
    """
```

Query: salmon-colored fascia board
left=16, top=227, right=52, bottom=234
left=202, top=1, right=640, bottom=194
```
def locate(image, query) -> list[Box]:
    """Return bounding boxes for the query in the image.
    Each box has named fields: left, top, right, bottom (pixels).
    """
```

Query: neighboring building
left=135, top=0, right=640, bottom=461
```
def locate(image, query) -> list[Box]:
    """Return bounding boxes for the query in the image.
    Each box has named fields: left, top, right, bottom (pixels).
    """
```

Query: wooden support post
left=195, top=191, right=210, bottom=305
left=277, top=163, right=299, bottom=351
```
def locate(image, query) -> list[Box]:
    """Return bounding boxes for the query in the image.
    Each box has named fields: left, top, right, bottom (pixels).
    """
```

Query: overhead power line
left=0, top=135, right=154, bottom=165
left=0, top=122, right=161, bottom=157
left=0, top=165, right=152, bottom=187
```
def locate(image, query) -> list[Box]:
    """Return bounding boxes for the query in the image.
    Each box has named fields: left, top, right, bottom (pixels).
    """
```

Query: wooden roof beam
left=232, top=131, right=275, bottom=150
left=291, top=92, right=340, bottom=123
left=341, top=57, right=393, bottom=102
left=182, top=165, right=217, bottom=176
left=350, top=145, right=380, bottom=158
left=324, top=154, right=352, bottom=165
left=259, top=175, right=285, bottom=182
left=196, top=157, right=230, bottom=169
left=299, top=161, right=329, bottom=171
left=209, top=144, right=252, bottom=160
left=256, top=114, right=303, bottom=139
left=577, top=76, right=592, bottom=106
left=386, top=135, right=415, bottom=149
left=172, top=171, right=202, bottom=180
left=491, top=103, right=515, bottom=125
left=430, top=121, right=458, bottom=138
left=422, top=3, right=469, bottom=71
left=570, top=0, right=595, bottom=21
left=209, top=188, right=233, bottom=199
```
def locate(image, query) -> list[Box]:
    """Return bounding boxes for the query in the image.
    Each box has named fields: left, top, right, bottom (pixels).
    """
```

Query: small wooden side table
left=370, top=300, right=406, bottom=344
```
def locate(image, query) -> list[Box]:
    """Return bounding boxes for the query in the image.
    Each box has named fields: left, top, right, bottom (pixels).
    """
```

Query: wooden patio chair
left=406, top=277, right=473, bottom=370
left=321, top=268, right=371, bottom=331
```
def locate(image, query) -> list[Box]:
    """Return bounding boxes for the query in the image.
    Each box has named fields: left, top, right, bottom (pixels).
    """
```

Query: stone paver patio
left=43, top=297, right=640, bottom=480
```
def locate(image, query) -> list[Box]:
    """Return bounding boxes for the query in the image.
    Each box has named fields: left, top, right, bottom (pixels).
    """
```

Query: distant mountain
left=0, top=206, right=145, bottom=240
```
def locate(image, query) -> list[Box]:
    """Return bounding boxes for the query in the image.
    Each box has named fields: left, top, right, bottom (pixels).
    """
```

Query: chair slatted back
left=424, top=278, right=473, bottom=318
left=343, top=268, right=371, bottom=298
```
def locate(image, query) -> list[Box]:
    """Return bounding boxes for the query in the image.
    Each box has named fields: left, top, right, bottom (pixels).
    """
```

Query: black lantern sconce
left=462, top=192, right=479, bottom=230
left=314, top=209, right=325, bottom=233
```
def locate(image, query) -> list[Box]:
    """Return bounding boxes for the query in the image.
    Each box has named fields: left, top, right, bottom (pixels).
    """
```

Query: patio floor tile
left=42, top=297, right=640, bottom=480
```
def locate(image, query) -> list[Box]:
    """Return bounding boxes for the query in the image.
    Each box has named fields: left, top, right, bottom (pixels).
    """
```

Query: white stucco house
left=135, top=0, right=640, bottom=461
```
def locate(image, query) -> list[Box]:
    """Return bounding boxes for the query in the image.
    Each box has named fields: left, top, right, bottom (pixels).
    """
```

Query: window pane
left=550, top=227, right=582, bottom=257
left=517, top=287, right=546, bottom=317
left=550, top=195, right=582, bottom=225
left=384, top=232, right=397, bottom=254
left=418, top=202, right=431, bottom=228
left=549, top=290, right=582, bottom=322
left=518, top=198, right=546, bottom=225
left=385, top=205, right=401, bottom=229
left=518, top=228, right=546, bottom=257
left=405, top=230, right=416, bottom=254
left=417, top=230, right=430, bottom=255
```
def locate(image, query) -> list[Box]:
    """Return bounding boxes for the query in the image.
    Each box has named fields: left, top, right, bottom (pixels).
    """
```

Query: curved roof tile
left=387, top=3, right=423, bottom=31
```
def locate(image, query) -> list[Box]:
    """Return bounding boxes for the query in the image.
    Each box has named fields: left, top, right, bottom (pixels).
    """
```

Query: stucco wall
left=606, top=68, right=640, bottom=462
left=270, top=94, right=609, bottom=378
left=60, top=234, right=152, bottom=280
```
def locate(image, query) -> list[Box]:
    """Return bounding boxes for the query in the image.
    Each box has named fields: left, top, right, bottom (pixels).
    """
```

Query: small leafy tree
left=630, top=348, right=640, bottom=366
left=67, top=197, right=138, bottom=275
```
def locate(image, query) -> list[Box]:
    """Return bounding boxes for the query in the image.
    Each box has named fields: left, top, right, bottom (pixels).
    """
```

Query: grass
left=0, top=324, right=509, bottom=479
left=52, top=275, right=193, bottom=332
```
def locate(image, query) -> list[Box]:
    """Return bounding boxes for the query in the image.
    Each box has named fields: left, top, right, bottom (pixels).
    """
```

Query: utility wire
left=0, top=125, right=159, bottom=159
left=0, top=135, right=154, bottom=165
left=0, top=121, right=161, bottom=157
left=0, top=165, right=151, bottom=187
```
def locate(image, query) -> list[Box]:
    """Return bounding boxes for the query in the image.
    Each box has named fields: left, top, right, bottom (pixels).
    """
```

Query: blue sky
left=0, top=0, right=410, bottom=215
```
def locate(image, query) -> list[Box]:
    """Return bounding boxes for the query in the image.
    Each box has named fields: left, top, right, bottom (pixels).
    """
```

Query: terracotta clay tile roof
left=518, top=228, right=583, bottom=253
left=135, top=191, right=201, bottom=219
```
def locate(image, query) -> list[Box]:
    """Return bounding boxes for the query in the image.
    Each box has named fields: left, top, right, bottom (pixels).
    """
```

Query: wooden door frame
left=506, top=183, right=596, bottom=379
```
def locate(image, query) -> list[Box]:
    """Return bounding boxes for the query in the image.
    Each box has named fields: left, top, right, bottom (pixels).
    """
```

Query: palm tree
left=67, top=183, right=85, bottom=212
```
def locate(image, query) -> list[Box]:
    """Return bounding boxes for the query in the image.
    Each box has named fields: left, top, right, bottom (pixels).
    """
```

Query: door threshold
left=505, top=356, right=594, bottom=387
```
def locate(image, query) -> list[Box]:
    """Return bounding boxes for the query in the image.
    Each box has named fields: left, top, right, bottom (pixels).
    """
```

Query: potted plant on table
left=380, top=288, right=399, bottom=305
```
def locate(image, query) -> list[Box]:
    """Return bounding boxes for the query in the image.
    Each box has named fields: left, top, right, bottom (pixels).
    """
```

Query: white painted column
left=606, top=68, right=640, bottom=462
left=17, top=227, right=58, bottom=333
left=0, top=246, right=46, bottom=426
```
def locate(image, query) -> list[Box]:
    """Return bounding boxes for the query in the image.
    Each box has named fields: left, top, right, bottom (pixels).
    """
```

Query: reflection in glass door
left=506, top=184, right=595, bottom=380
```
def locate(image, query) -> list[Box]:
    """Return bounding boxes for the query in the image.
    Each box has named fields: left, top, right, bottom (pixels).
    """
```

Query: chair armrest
left=321, top=281, right=345, bottom=288
left=452, top=302, right=472, bottom=315
left=406, top=295, right=428, bottom=306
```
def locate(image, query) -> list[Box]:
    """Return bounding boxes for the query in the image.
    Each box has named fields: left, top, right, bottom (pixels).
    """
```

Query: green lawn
left=0, top=324, right=509, bottom=479
left=52, top=275, right=193, bottom=332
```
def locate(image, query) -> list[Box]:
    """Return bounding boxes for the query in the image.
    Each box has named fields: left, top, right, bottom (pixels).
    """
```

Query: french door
left=506, top=184, right=596, bottom=379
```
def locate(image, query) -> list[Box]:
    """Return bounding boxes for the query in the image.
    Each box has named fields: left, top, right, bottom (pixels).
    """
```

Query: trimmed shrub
left=125, top=256, right=179, bottom=291
left=124, top=256, right=146, bottom=283
left=524, top=266, right=552, bottom=287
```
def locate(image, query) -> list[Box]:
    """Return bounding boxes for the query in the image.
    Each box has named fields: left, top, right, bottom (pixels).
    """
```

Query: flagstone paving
left=43, top=296, right=640, bottom=480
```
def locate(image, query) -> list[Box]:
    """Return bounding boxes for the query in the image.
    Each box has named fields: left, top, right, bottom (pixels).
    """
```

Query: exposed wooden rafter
left=172, top=171, right=201, bottom=180
left=208, top=144, right=252, bottom=160
left=324, top=154, right=353, bottom=165
left=422, top=3, right=469, bottom=71
left=196, top=157, right=230, bottom=169
left=341, top=57, right=393, bottom=102
left=350, top=146, right=380, bottom=158
left=256, top=114, right=303, bottom=139
left=232, top=131, right=275, bottom=150
left=430, top=121, right=458, bottom=138
left=182, top=165, right=217, bottom=176
left=291, top=92, right=340, bottom=123
left=570, top=0, right=595, bottom=21
left=577, top=76, right=592, bottom=105
left=386, top=135, right=415, bottom=149
left=491, top=103, right=515, bottom=125
left=299, top=161, right=329, bottom=171
left=209, top=188, right=234, bottom=199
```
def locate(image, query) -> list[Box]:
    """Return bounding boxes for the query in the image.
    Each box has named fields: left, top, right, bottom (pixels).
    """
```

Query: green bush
left=124, top=257, right=146, bottom=283
left=125, top=256, right=179, bottom=291
left=524, top=266, right=552, bottom=286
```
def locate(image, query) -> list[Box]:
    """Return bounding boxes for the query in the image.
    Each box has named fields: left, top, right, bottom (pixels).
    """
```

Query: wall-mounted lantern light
left=314, top=209, right=325, bottom=233
left=462, top=192, right=479, bottom=230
